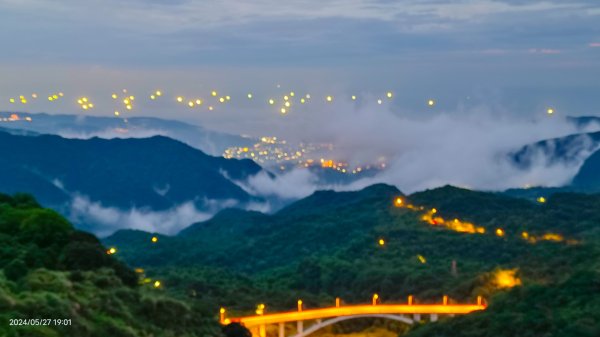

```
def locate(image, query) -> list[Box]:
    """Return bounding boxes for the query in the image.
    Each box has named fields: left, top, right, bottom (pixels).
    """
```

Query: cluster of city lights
left=77, top=97, right=94, bottom=110
left=224, top=136, right=386, bottom=173
left=0, top=113, right=32, bottom=122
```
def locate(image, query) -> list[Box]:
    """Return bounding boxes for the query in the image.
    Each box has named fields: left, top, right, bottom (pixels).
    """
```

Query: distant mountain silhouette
left=0, top=112, right=254, bottom=155
left=572, top=148, right=600, bottom=191
left=0, top=131, right=263, bottom=211
left=510, top=131, right=600, bottom=169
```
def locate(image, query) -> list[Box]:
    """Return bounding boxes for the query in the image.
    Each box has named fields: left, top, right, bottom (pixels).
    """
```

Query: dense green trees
left=3, top=184, right=599, bottom=336
left=0, top=193, right=223, bottom=337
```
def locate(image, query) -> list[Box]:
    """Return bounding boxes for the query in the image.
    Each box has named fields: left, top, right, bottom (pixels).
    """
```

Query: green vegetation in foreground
left=104, top=184, right=600, bottom=336
left=0, top=193, right=222, bottom=337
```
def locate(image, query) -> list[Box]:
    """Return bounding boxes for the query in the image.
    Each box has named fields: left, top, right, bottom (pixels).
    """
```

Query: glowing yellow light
left=150, top=95, right=156, bottom=100
left=495, top=269, right=521, bottom=288
left=219, top=97, right=225, bottom=103
left=82, top=97, right=88, bottom=103
left=226, top=95, right=231, bottom=101
left=428, top=99, right=435, bottom=106
left=378, top=238, right=385, bottom=246
left=82, top=104, right=89, bottom=110
left=547, top=108, right=554, bottom=114
left=268, top=99, right=275, bottom=105
left=227, top=303, right=486, bottom=325
left=151, top=236, right=158, bottom=243
left=88, top=103, right=94, bottom=108
left=300, top=98, right=306, bottom=104
left=247, top=93, right=253, bottom=99
left=495, top=228, right=505, bottom=237
left=58, top=92, right=64, bottom=97
left=177, top=96, right=184, bottom=102
left=77, top=99, right=83, bottom=104
left=387, top=92, right=393, bottom=98
left=153, top=280, right=161, bottom=288
left=256, top=303, right=266, bottom=315
left=107, top=247, right=117, bottom=255
left=123, top=98, right=130, bottom=104
left=211, top=91, right=218, bottom=97
left=290, top=92, right=295, bottom=97
left=521, top=232, right=529, bottom=240
left=48, top=97, right=54, bottom=101
left=112, top=94, right=118, bottom=99
left=280, top=108, right=287, bottom=114
left=220, top=308, right=226, bottom=314
left=284, top=101, right=290, bottom=107
left=52, top=94, right=58, bottom=99
left=351, top=95, right=357, bottom=100
left=195, top=99, right=202, bottom=105
left=284, top=95, right=289, bottom=101
left=126, top=104, right=132, bottom=110
left=377, top=99, right=382, bottom=105
left=208, top=106, right=214, bottom=111
left=537, top=197, right=546, bottom=203
left=188, top=101, right=195, bottom=107
left=326, top=95, right=333, bottom=102
left=155, top=90, right=162, bottom=96
left=129, top=96, right=135, bottom=101
left=9, top=98, right=15, bottom=103
left=114, top=111, right=120, bottom=116
left=541, top=233, right=564, bottom=242
left=394, top=197, right=403, bottom=206
left=417, top=255, right=427, bottom=264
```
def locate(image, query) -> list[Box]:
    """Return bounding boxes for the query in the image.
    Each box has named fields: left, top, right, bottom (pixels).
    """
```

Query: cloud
left=236, top=169, right=320, bottom=200
left=68, top=196, right=212, bottom=236
left=67, top=194, right=269, bottom=236
left=264, top=99, right=600, bottom=194
left=528, top=48, right=561, bottom=54
left=57, top=128, right=168, bottom=140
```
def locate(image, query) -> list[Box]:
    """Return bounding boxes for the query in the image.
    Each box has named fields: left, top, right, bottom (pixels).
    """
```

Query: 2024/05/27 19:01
left=9, top=318, right=72, bottom=326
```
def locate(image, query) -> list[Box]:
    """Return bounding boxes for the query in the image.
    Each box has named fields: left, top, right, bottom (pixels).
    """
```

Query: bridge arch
left=290, top=314, right=414, bottom=337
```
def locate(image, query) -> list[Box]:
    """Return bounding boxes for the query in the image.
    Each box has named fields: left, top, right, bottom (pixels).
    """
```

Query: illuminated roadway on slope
left=229, top=304, right=486, bottom=327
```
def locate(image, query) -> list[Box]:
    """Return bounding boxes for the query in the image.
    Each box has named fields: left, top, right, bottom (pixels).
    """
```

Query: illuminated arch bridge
left=220, top=295, right=486, bottom=337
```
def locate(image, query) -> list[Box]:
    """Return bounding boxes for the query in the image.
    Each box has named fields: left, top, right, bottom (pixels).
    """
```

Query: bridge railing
left=220, top=295, right=486, bottom=327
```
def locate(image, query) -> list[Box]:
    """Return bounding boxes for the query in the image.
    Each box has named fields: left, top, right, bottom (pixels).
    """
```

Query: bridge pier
left=279, top=322, right=284, bottom=337
left=413, top=314, right=421, bottom=322
left=430, top=314, right=438, bottom=322
left=297, top=321, right=303, bottom=334
left=259, top=324, right=266, bottom=337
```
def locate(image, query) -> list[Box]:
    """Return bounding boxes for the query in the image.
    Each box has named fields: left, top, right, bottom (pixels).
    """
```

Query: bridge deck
left=231, top=304, right=486, bottom=327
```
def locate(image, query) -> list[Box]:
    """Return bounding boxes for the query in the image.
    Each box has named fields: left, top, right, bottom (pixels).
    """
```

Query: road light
left=372, top=294, right=379, bottom=305
left=220, top=308, right=226, bottom=323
